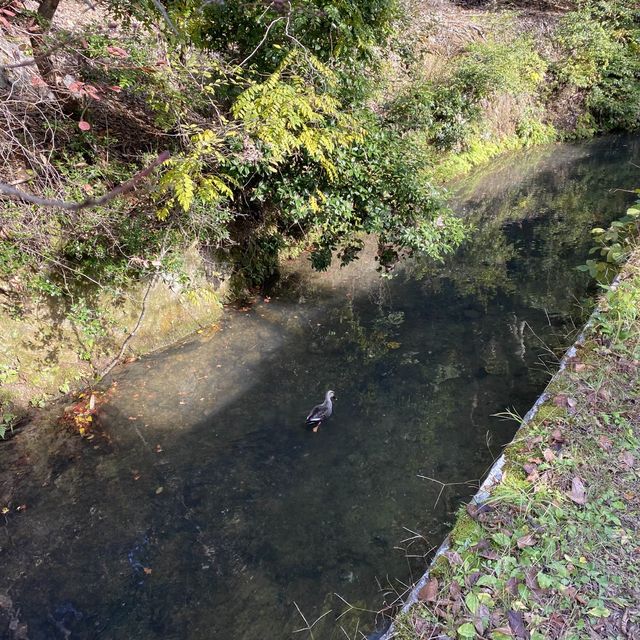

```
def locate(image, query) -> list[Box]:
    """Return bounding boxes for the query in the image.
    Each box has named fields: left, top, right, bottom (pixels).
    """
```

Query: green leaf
left=588, top=606, right=610, bottom=618
left=457, top=622, right=477, bottom=638
left=492, top=532, right=511, bottom=547
left=465, top=591, right=479, bottom=614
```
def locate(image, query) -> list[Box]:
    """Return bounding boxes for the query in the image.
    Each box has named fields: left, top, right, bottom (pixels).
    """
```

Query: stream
left=1, top=135, right=639, bottom=640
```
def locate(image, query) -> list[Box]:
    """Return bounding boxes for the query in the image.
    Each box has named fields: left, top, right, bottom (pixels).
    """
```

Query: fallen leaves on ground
left=569, top=476, right=587, bottom=505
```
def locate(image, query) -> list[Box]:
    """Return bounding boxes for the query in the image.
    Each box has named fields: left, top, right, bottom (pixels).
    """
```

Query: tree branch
left=0, top=150, right=170, bottom=210
left=98, top=273, right=158, bottom=379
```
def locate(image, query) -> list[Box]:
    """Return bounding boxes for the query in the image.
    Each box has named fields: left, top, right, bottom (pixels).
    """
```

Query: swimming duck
left=305, top=390, right=335, bottom=433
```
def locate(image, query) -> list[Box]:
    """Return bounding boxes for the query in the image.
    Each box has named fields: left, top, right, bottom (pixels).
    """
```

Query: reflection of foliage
left=411, top=142, right=639, bottom=308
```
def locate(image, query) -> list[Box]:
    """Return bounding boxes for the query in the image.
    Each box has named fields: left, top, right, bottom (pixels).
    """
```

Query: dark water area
left=1, top=135, right=639, bottom=640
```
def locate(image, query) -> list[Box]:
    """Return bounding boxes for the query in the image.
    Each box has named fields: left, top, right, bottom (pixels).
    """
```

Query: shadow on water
left=1, top=134, right=639, bottom=640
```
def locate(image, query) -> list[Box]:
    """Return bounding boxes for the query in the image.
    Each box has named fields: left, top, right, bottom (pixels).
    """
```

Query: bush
left=553, top=0, right=640, bottom=132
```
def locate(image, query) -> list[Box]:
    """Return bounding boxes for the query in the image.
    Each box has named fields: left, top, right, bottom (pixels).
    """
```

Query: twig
left=237, top=16, right=284, bottom=68
left=417, top=474, right=477, bottom=508
left=98, top=274, right=157, bottom=379
left=0, top=150, right=170, bottom=211
left=292, top=601, right=333, bottom=639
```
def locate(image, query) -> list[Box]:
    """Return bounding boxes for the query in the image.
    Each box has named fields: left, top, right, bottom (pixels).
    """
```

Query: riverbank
left=387, top=250, right=640, bottom=637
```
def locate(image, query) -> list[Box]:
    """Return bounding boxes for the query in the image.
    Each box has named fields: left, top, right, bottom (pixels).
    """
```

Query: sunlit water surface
left=2, top=135, right=639, bottom=640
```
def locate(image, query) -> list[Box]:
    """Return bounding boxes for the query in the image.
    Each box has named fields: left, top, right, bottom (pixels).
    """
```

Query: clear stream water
left=1, top=135, right=639, bottom=640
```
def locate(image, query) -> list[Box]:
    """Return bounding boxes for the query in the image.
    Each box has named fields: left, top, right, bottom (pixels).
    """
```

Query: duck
left=305, top=390, right=335, bottom=433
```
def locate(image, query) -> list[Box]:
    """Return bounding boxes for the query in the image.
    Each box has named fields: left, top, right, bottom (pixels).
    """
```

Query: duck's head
left=326, top=390, right=336, bottom=401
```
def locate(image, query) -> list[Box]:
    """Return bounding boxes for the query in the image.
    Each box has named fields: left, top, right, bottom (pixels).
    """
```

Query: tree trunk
left=29, top=0, right=61, bottom=85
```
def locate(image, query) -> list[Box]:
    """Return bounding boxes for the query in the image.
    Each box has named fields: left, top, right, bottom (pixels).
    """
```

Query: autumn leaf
left=543, top=448, right=556, bottom=462
left=569, top=476, right=587, bottom=505
left=517, top=533, right=536, bottom=549
left=418, top=577, right=438, bottom=602
left=598, top=435, right=613, bottom=451
left=619, top=451, right=635, bottom=468
left=508, top=610, right=530, bottom=640
left=107, top=45, right=129, bottom=58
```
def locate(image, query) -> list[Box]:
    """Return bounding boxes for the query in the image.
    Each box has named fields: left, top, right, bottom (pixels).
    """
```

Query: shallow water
left=1, top=135, right=639, bottom=640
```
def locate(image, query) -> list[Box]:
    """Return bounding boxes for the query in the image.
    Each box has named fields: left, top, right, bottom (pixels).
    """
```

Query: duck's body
left=305, top=390, right=335, bottom=432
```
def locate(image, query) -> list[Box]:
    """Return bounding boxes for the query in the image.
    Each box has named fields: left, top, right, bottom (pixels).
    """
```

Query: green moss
left=449, top=512, right=484, bottom=547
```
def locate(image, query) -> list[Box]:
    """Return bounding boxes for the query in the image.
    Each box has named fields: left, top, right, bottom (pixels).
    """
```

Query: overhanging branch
left=0, top=150, right=170, bottom=211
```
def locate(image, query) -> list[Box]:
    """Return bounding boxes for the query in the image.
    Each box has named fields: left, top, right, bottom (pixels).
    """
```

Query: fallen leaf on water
left=155, top=487, right=164, bottom=495
left=1, top=507, right=9, bottom=515
left=143, top=567, right=153, bottom=575
left=418, top=577, right=438, bottom=602
left=569, top=476, right=587, bottom=505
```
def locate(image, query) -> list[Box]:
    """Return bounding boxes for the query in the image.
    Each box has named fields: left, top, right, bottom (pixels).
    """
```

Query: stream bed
left=1, top=135, right=639, bottom=640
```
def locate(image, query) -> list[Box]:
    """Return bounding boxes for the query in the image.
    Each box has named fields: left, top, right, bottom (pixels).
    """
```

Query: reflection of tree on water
left=412, top=134, right=640, bottom=309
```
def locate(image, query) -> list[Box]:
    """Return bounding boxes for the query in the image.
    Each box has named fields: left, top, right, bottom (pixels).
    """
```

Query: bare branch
left=237, top=16, right=284, bottom=68
left=98, top=273, right=158, bottom=379
left=0, top=33, right=76, bottom=71
left=0, top=150, right=170, bottom=210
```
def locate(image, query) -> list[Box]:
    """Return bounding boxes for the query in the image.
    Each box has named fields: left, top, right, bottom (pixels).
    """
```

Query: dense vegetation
left=0, top=0, right=638, bottom=356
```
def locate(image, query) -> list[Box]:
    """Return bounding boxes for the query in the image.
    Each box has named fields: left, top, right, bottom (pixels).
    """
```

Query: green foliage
left=0, top=412, right=16, bottom=439
left=387, top=38, right=546, bottom=152
left=554, top=0, right=640, bottom=132
left=579, top=195, right=640, bottom=282
left=454, top=38, right=546, bottom=98
left=191, top=0, right=397, bottom=67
